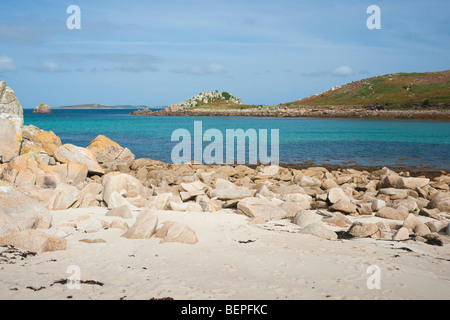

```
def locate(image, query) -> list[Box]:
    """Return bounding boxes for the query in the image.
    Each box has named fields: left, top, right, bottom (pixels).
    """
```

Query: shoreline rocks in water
left=32, top=103, right=52, bottom=114
left=130, top=106, right=450, bottom=120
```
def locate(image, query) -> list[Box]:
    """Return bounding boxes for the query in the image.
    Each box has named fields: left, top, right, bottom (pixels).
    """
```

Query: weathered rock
left=418, top=208, right=441, bottom=220
left=0, top=181, right=53, bottom=236
left=371, top=199, right=386, bottom=211
left=356, top=202, right=373, bottom=215
left=21, top=125, right=61, bottom=156
left=293, top=210, right=322, bottom=228
left=122, top=209, right=158, bottom=239
left=276, top=184, right=305, bottom=195
left=299, top=222, right=337, bottom=240
left=32, top=103, right=52, bottom=114
left=102, top=173, right=147, bottom=206
left=348, top=222, right=379, bottom=238
left=110, top=220, right=129, bottom=231
left=402, top=213, right=423, bottom=230
left=154, top=221, right=198, bottom=244
left=392, top=227, right=410, bottom=241
left=0, top=81, right=23, bottom=163
left=296, top=176, right=321, bottom=188
left=0, top=230, right=65, bottom=254
left=395, top=177, right=430, bottom=190
left=54, top=144, right=104, bottom=175
left=146, top=193, right=172, bottom=210
left=106, top=205, right=132, bottom=219
left=381, top=175, right=402, bottom=188
left=329, top=199, right=357, bottom=214
left=87, top=135, right=135, bottom=168
left=376, top=207, right=408, bottom=221
left=47, top=184, right=80, bottom=210
left=327, top=188, right=350, bottom=204
left=427, top=194, right=450, bottom=212
left=196, top=195, right=222, bottom=212
left=321, top=179, right=339, bottom=190
left=322, top=212, right=352, bottom=228
left=425, top=220, right=447, bottom=233
left=211, top=188, right=255, bottom=201
left=378, top=188, right=408, bottom=200
left=279, top=193, right=312, bottom=210
left=237, top=197, right=287, bottom=221
left=73, top=215, right=104, bottom=233
left=413, top=224, right=431, bottom=237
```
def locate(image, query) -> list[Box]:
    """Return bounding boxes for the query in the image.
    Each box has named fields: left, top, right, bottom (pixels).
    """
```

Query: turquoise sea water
left=23, top=109, right=450, bottom=170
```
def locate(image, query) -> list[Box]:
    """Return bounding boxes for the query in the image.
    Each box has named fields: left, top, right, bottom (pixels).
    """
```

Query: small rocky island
left=33, top=103, right=52, bottom=114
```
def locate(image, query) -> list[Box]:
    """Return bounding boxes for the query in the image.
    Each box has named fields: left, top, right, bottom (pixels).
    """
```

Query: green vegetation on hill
left=284, top=70, right=450, bottom=109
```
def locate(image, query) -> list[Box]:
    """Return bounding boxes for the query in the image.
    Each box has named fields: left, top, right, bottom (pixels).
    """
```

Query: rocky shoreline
left=0, top=81, right=449, bottom=299
left=130, top=107, right=450, bottom=120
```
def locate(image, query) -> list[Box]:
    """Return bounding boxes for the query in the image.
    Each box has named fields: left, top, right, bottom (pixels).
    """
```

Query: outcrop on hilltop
left=0, top=81, right=23, bottom=163
left=165, top=91, right=242, bottom=111
left=33, top=103, right=52, bottom=114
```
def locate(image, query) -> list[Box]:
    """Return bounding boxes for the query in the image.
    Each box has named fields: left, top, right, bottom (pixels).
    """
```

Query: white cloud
left=332, top=66, right=353, bottom=76
left=175, top=63, right=227, bottom=75
left=0, top=55, right=16, bottom=72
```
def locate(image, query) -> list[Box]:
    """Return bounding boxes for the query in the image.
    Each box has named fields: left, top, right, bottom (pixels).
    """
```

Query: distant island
left=130, top=71, right=450, bottom=119
left=54, top=103, right=150, bottom=110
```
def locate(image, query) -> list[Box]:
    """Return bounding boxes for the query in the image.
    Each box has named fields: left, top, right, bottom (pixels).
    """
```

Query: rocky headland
left=0, top=82, right=449, bottom=299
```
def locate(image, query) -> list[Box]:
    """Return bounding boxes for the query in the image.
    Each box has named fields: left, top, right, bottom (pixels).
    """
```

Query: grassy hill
left=284, top=70, right=450, bottom=109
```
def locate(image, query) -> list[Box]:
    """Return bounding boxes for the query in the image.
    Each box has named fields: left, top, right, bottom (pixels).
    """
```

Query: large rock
left=0, top=81, right=23, bottom=163
left=327, top=188, right=351, bottom=204
left=378, top=188, right=408, bottom=200
left=395, top=177, right=430, bottom=190
left=329, top=199, right=357, bottom=214
left=392, top=227, right=410, bottom=241
left=348, top=222, right=379, bottom=238
left=211, top=188, right=255, bottom=201
left=299, top=222, right=337, bottom=240
left=47, top=184, right=80, bottom=210
left=21, top=125, right=61, bottom=156
left=375, top=207, right=408, bottom=221
left=0, top=180, right=53, bottom=236
left=0, top=230, right=65, bottom=254
left=54, top=144, right=104, bottom=175
left=87, top=135, right=135, bottom=168
left=102, top=173, right=147, bottom=206
left=237, top=197, right=287, bottom=221
left=154, top=221, right=198, bottom=244
left=122, top=209, right=158, bottom=239
left=32, top=103, right=52, bottom=114
left=293, top=210, right=322, bottom=228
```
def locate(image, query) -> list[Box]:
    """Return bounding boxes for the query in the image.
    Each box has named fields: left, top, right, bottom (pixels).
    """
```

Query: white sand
left=0, top=207, right=449, bottom=300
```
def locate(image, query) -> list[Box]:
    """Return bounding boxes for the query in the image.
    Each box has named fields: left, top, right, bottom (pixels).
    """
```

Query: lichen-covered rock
left=0, top=81, right=23, bottom=163
left=21, top=125, right=61, bottom=156
left=54, top=144, right=104, bottom=175
left=87, top=135, right=135, bottom=169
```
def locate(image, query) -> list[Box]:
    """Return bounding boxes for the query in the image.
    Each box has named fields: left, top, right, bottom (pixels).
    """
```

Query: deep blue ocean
left=23, top=109, right=450, bottom=171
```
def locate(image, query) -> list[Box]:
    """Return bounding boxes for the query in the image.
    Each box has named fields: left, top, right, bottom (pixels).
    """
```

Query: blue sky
left=1, top=0, right=449, bottom=108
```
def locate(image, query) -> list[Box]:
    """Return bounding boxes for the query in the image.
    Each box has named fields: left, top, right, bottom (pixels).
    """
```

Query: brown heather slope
left=283, top=70, right=450, bottom=109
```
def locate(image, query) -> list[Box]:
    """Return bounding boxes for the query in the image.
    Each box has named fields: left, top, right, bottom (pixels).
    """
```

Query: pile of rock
left=166, top=91, right=242, bottom=111
left=0, top=81, right=449, bottom=255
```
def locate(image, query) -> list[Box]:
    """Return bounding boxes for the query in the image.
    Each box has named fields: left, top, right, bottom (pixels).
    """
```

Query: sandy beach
left=1, top=206, right=449, bottom=300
